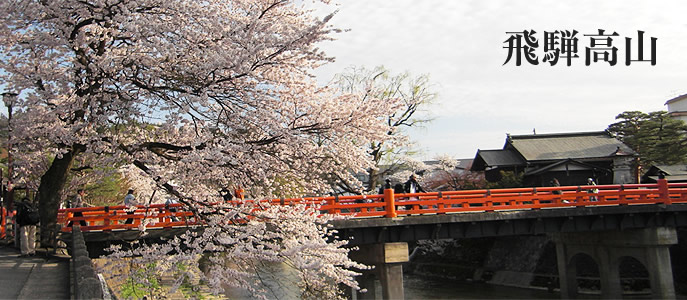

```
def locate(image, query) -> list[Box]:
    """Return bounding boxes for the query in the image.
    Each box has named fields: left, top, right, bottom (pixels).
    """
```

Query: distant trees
left=423, top=156, right=490, bottom=191
left=489, top=171, right=524, bottom=189
left=607, top=111, right=687, bottom=171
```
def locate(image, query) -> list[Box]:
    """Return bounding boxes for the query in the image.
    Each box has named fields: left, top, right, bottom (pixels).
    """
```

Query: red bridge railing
left=43, top=179, right=687, bottom=233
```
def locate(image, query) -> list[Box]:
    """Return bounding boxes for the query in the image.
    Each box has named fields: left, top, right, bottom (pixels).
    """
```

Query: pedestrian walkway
left=0, top=245, right=70, bottom=299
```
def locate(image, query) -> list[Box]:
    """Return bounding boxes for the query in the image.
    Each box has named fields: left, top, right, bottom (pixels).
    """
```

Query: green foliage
left=120, top=263, right=162, bottom=299
left=179, top=278, right=206, bottom=299
left=267, top=176, right=306, bottom=198
left=488, top=171, right=524, bottom=188
left=607, top=110, right=687, bottom=171
left=174, top=260, right=210, bottom=299
left=84, top=171, right=128, bottom=206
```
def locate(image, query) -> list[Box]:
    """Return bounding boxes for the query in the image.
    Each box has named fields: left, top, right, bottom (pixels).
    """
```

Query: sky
left=311, top=0, right=687, bottom=160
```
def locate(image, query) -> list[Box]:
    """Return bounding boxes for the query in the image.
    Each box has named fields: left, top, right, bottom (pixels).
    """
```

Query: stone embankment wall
left=71, top=226, right=106, bottom=299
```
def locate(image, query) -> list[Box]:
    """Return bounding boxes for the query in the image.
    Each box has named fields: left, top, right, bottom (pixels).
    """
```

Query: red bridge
left=27, top=179, right=687, bottom=299
left=54, top=179, right=687, bottom=232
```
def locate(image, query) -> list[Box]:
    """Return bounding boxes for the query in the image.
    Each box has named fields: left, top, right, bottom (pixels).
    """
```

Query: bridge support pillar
left=551, top=227, right=677, bottom=299
left=349, top=242, right=408, bottom=300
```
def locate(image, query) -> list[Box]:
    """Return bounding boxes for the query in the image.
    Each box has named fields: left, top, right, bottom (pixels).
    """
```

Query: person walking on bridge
left=67, top=189, right=88, bottom=227
left=220, top=188, right=233, bottom=202
left=404, top=175, right=425, bottom=210
left=378, top=179, right=392, bottom=195
left=587, top=178, right=599, bottom=201
left=124, top=189, right=136, bottom=224
left=234, top=186, right=245, bottom=201
left=404, top=175, right=425, bottom=195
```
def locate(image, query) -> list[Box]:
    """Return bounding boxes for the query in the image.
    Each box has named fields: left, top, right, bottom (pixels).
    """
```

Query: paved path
left=0, top=245, right=70, bottom=299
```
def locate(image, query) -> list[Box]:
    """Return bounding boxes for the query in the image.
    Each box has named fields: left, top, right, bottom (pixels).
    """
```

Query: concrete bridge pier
left=551, top=227, right=677, bottom=299
left=349, top=242, right=409, bottom=299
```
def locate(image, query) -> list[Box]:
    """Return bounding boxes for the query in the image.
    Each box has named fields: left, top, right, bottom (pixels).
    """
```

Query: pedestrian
left=404, top=175, right=425, bottom=211
left=220, top=188, right=233, bottom=202
left=393, top=183, right=405, bottom=194
left=378, top=179, right=392, bottom=195
left=392, top=183, right=408, bottom=210
left=587, top=178, right=599, bottom=201
left=404, top=175, right=425, bottom=195
left=67, top=189, right=88, bottom=227
left=551, top=178, right=562, bottom=195
left=124, top=189, right=136, bottom=224
left=234, top=186, right=245, bottom=201
left=16, top=198, right=39, bottom=257
left=165, top=197, right=179, bottom=222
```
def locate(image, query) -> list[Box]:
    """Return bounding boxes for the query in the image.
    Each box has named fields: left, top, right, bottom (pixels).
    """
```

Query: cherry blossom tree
left=423, top=155, right=489, bottom=191
left=104, top=202, right=368, bottom=299
left=1, top=0, right=397, bottom=296
left=331, top=66, right=436, bottom=194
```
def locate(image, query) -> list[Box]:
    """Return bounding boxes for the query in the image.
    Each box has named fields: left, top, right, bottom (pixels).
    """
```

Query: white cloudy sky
left=311, top=0, right=687, bottom=160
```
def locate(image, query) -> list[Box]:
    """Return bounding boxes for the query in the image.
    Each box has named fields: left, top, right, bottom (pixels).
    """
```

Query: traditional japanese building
left=666, top=93, right=687, bottom=124
left=641, top=164, right=687, bottom=183
left=470, top=131, right=637, bottom=187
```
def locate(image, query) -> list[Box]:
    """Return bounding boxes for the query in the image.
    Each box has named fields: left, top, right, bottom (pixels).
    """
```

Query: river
left=403, top=274, right=570, bottom=299
left=225, top=270, right=591, bottom=299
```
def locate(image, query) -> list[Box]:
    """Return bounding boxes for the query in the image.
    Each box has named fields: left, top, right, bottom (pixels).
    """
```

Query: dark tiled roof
left=474, top=149, right=524, bottom=167
left=652, top=164, right=687, bottom=176
left=508, top=131, right=635, bottom=161
left=647, top=175, right=687, bottom=182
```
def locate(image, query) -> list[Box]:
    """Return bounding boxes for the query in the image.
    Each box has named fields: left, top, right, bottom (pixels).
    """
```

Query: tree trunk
left=367, top=143, right=383, bottom=192
left=367, top=167, right=379, bottom=193
left=38, top=148, right=81, bottom=247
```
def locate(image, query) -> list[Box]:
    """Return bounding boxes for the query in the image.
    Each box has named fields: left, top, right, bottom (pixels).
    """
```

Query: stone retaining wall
left=71, top=226, right=105, bottom=299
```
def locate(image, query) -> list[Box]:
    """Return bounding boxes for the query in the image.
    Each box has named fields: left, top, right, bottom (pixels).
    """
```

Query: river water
left=403, top=274, right=565, bottom=299
left=217, top=261, right=663, bottom=299
left=226, top=270, right=574, bottom=299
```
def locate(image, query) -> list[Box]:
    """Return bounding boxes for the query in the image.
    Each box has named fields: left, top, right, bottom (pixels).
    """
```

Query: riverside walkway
left=0, top=245, right=70, bottom=299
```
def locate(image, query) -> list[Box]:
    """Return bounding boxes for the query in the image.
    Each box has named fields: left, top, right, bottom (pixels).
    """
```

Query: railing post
left=576, top=186, right=583, bottom=205
left=161, top=204, right=167, bottom=223
left=384, top=188, right=397, bottom=218
left=618, top=185, right=627, bottom=205
left=437, top=191, right=445, bottom=214
left=327, top=196, right=338, bottom=214
left=485, top=189, right=493, bottom=212
left=134, top=207, right=140, bottom=227
left=658, top=178, right=671, bottom=205
left=67, top=210, right=74, bottom=226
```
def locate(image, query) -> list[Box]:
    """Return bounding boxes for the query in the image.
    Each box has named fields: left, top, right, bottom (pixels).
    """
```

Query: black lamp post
left=2, top=92, right=17, bottom=211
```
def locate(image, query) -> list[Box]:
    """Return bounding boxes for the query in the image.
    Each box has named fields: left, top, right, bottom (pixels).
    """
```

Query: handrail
left=1, top=208, right=15, bottom=239
left=57, top=179, right=687, bottom=233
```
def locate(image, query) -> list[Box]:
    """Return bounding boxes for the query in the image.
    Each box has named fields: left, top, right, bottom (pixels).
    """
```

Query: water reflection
left=403, top=275, right=565, bottom=299
left=221, top=262, right=618, bottom=299
left=222, top=261, right=301, bottom=300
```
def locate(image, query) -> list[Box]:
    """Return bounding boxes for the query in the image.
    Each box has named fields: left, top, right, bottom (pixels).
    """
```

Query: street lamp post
left=2, top=92, right=17, bottom=211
